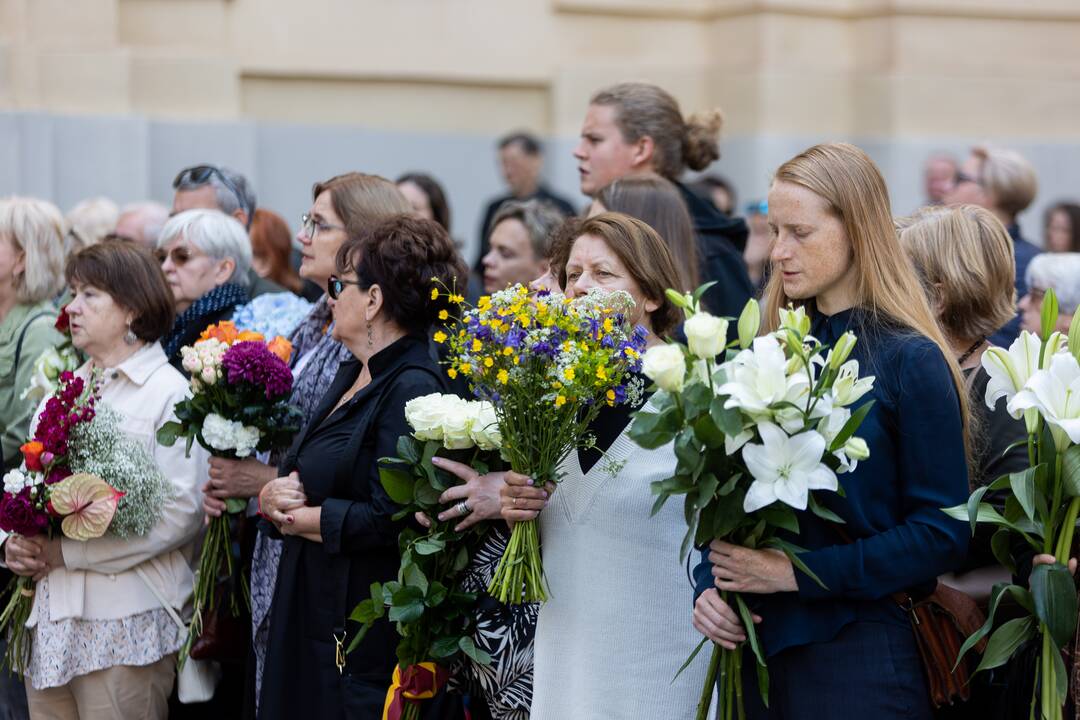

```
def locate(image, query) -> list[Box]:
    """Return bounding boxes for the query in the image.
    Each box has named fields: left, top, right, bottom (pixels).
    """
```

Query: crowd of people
left=0, top=78, right=1079, bottom=720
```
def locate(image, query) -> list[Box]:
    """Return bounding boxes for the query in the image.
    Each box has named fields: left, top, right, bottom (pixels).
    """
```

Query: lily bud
left=1041, top=287, right=1059, bottom=341
left=665, top=288, right=691, bottom=312
left=844, top=436, right=870, bottom=461
left=737, top=300, right=760, bottom=349
left=1069, top=310, right=1080, bottom=362
left=778, top=306, right=811, bottom=337
left=828, top=332, right=857, bottom=371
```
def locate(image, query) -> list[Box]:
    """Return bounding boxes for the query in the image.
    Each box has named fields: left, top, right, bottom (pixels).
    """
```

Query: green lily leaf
left=827, top=400, right=874, bottom=453
left=1062, top=445, right=1080, bottom=498
left=1008, top=468, right=1039, bottom=523
left=1030, top=562, right=1079, bottom=648
left=972, top=616, right=1035, bottom=674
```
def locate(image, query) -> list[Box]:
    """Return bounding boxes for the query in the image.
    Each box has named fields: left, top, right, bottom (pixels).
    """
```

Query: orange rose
left=199, top=321, right=240, bottom=345
left=237, top=330, right=266, bottom=343
left=267, top=336, right=293, bottom=364
left=20, top=441, right=45, bottom=472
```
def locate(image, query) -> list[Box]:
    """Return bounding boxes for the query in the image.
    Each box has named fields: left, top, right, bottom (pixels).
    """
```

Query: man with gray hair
left=1019, top=252, right=1080, bottom=335
left=112, top=201, right=169, bottom=248
left=171, top=164, right=283, bottom=297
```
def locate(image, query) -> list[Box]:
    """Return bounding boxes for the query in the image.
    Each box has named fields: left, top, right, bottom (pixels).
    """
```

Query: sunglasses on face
left=155, top=246, right=199, bottom=267
left=327, top=275, right=364, bottom=300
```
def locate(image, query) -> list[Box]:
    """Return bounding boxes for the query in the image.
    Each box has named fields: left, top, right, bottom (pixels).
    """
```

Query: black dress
left=259, top=335, right=445, bottom=720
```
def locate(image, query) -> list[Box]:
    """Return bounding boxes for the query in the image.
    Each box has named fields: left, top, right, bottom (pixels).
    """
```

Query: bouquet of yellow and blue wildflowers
left=436, top=284, right=649, bottom=604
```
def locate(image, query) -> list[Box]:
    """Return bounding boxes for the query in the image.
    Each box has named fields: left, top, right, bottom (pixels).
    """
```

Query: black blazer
left=259, top=335, right=444, bottom=720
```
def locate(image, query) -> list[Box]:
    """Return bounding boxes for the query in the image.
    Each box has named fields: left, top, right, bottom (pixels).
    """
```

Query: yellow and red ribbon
left=381, top=662, right=449, bottom=720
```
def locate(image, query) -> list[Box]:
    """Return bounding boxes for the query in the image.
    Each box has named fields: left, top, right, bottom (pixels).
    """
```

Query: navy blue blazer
left=694, top=308, right=970, bottom=657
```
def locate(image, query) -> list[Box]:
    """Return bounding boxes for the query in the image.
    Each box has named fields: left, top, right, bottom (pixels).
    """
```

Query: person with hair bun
left=574, top=82, right=752, bottom=318
left=257, top=215, right=468, bottom=719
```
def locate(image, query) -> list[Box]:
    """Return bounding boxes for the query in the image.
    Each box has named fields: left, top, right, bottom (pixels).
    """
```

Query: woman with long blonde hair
left=690, top=143, right=971, bottom=719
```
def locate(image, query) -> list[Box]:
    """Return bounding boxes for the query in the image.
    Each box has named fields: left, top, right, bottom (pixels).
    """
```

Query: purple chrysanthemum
left=222, top=341, right=293, bottom=399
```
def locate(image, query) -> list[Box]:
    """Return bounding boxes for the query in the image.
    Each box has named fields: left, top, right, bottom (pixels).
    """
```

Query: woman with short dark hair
left=4, top=240, right=208, bottom=719
left=257, top=215, right=467, bottom=719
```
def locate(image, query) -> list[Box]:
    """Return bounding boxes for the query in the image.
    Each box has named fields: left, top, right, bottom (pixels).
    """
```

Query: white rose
left=202, top=413, right=261, bottom=457
left=642, top=344, right=687, bottom=393
left=684, top=312, right=729, bottom=360
left=181, top=347, right=202, bottom=374
left=405, top=393, right=458, bottom=442
left=441, top=404, right=476, bottom=450
left=200, top=366, right=218, bottom=386
left=469, top=401, right=502, bottom=451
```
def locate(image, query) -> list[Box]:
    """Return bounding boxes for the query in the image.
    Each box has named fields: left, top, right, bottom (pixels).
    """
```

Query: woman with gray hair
left=1018, top=252, right=1080, bottom=335
left=155, top=208, right=252, bottom=370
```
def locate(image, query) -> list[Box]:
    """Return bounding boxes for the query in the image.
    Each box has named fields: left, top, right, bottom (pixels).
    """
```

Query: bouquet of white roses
left=946, top=289, right=1080, bottom=720
left=630, top=289, right=875, bottom=720
left=349, top=393, right=501, bottom=720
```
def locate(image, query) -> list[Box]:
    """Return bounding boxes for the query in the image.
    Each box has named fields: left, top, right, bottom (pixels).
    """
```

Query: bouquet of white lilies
left=630, top=289, right=876, bottom=720
left=946, top=289, right=1080, bottom=720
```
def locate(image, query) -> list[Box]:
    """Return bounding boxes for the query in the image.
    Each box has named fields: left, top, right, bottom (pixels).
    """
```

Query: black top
left=259, top=334, right=445, bottom=720
left=694, top=308, right=970, bottom=658
left=675, top=181, right=754, bottom=323
left=989, top=224, right=1042, bottom=348
left=577, top=373, right=649, bottom=474
left=473, top=185, right=579, bottom=270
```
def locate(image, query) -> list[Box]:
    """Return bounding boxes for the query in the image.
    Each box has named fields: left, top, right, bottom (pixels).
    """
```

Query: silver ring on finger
left=513, top=496, right=518, bottom=506
left=456, top=501, right=471, bottom=516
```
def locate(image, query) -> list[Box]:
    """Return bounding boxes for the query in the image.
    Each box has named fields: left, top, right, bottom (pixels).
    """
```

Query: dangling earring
left=124, top=321, right=137, bottom=346
left=366, top=323, right=374, bottom=349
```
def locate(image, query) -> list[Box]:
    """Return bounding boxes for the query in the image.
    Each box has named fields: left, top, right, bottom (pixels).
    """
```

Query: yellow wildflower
left=606, top=389, right=616, bottom=406
left=596, top=366, right=607, bottom=381
left=555, top=395, right=566, bottom=407
left=433, top=331, right=447, bottom=344
left=430, top=288, right=439, bottom=300
left=460, top=363, right=472, bottom=375
left=503, top=347, right=513, bottom=356
left=497, top=369, right=509, bottom=384
left=563, top=367, right=575, bottom=381
left=603, top=318, right=613, bottom=333
left=472, top=339, right=482, bottom=352
left=484, top=357, right=494, bottom=368
left=438, top=309, right=449, bottom=321
left=447, top=368, right=458, bottom=379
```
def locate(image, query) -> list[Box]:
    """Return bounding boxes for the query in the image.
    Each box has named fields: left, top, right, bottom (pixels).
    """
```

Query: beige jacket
left=34, top=343, right=208, bottom=622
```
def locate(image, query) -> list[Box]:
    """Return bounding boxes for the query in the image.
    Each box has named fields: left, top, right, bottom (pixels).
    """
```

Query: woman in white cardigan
left=3, top=241, right=207, bottom=720
left=498, top=214, right=711, bottom=719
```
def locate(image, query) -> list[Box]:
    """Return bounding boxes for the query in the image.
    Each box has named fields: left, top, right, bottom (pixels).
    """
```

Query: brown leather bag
left=894, top=582, right=988, bottom=708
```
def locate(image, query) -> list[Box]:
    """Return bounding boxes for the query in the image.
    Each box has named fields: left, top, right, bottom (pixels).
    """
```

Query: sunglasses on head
left=173, top=164, right=250, bottom=219
left=327, top=275, right=364, bottom=300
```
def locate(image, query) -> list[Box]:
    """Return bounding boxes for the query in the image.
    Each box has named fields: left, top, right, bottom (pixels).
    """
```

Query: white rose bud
left=843, top=436, right=870, bottom=461
left=684, top=312, right=729, bottom=360
left=200, top=366, right=217, bottom=386
left=642, top=343, right=687, bottom=393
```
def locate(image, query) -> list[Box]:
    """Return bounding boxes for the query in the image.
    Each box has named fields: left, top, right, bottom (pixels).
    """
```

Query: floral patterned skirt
left=25, top=576, right=182, bottom=690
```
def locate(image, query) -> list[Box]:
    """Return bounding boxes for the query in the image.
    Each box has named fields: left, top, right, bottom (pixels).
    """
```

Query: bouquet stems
left=181, top=511, right=244, bottom=665
left=488, top=515, right=545, bottom=604
left=0, top=576, right=35, bottom=673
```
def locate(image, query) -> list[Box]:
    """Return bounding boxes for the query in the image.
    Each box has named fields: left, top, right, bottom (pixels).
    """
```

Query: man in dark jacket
left=475, top=132, right=577, bottom=271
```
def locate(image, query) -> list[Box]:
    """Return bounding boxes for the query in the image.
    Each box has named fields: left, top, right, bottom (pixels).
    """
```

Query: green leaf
left=224, top=497, right=247, bottom=514
left=388, top=600, right=425, bottom=623
left=807, top=494, right=844, bottom=525
left=458, top=635, right=492, bottom=665
left=379, top=467, right=415, bottom=505
left=990, top=529, right=1018, bottom=575
left=156, top=421, right=182, bottom=447
left=682, top=382, right=713, bottom=421
left=403, top=562, right=429, bottom=596
left=827, top=400, right=874, bottom=453
left=672, top=637, right=710, bottom=683
left=348, top=598, right=383, bottom=625
left=430, top=636, right=460, bottom=659
left=396, top=435, right=422, bottom=465
left=757, top=505, right=799, bottom=534
left=1030, top=562, right=1079, bottom=648
left=452, top=545, right=469, bottom=573
left=953, top=582, right=1023, bottom=669
left=735, top=595, right=765, bottom=667
left=709, top=397, right=744, bottom=438
left=1062, top=445, right=1080, bottom=498
left=674, top=429, right=705, bottom=475
left=691, top=281, right=718, bottom=308
left=346, top=623, right=372, bottom=653
left=764, top=537, right=826, bottom=589
left=694, top=474, right=721, bottom=511
left=755, top=654, right=770, bottom=708
left=718, top=473, right=741, bottom=496
left=629, top=409, right=679, bottom=449
left=1009, top=468, right=1039, bottom=523
left=972, top=617, right=1035, bottom=674
left=692, top=414, right=725, bottom=449
left=426, top=581, right=448, bottom=607
left=1052, top=634, right=1069, bottom=706
left=414, top=538, right=446, bottom=555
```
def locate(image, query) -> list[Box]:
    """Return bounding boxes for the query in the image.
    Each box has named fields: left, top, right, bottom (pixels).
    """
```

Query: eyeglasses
left=173, top=165, right=250, bottom=219
left=155, top=245, right=200, bottom=267
left=327, top=275, right=364, bottom=300
left=103, top=232, right=135, bottom=243
left=955, top=170, right=981, bottom=186
left=301, top=212, right=346, bottom=239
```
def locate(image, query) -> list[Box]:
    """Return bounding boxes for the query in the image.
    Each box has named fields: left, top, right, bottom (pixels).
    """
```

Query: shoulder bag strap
left=134, top=566, right=186, bottom=633
left=13, top=312, right=51, bottom=374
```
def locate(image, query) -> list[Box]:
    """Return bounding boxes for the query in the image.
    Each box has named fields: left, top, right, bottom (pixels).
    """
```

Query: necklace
left=957, top=336, right=986, bottom=366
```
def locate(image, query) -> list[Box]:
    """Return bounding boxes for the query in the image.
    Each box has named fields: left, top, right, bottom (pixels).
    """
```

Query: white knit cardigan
left=529, top=417, right=711, bottom=719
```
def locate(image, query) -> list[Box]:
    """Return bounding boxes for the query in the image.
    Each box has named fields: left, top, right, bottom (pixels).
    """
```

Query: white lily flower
left=817, top=406, right=857, bottom=472
left=742, top=422, right=838, bottom=512
left=718, top=335, right=793, bottom=416
left=983, top=331, right=1066, bottom=417
left=832, top=360, right=875, bottom=407
left=1008, top=353, right=1080, bottom=450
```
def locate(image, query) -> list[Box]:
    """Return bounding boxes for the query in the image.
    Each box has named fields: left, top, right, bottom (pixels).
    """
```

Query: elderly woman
left=257, top=214, right=466, bottom=718
left=155, top=209, right=252, bottom=370
left=3, top=240, right=208, bottom=719
left=490, top=212, right=710, bottom=718
left=1017, top=252, right=1080, bottom=336
left=0, top=198, right=66, bottom=472
left=195, top=173, right=411, bottom=711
